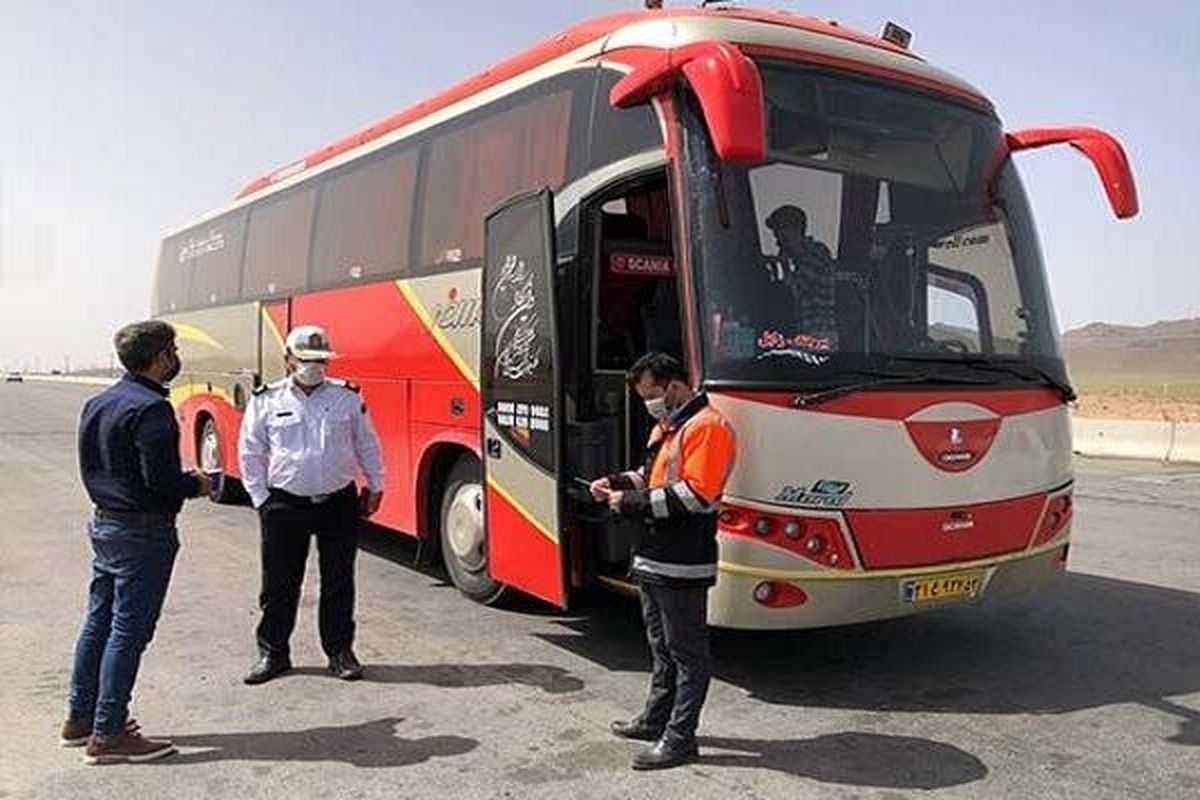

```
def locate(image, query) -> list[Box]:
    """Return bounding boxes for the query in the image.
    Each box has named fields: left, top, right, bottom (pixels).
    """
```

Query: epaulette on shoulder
left=329, top=378, right=360, bottom=393
left=254, top=379, right=287, bottom=395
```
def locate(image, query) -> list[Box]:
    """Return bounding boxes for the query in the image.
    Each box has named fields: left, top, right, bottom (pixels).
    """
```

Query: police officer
left=239, top=325, right=384, bottom=684
left=590, top=352, right=737, bottom=770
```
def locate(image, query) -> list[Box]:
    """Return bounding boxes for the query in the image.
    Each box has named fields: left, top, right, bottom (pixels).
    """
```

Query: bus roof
left=233, top=6, right=990, bottom=204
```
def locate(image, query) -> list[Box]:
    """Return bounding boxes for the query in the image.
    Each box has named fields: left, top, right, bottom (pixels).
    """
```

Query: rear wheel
left=199, top=417, right=244, bottom=505
left=439, top=455, right=508, bottom=605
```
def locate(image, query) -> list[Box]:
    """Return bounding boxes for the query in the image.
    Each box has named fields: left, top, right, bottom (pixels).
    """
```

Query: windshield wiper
left=794, top=372, right=991, bottom=408
left=884, top=354, right=1077, bottom=402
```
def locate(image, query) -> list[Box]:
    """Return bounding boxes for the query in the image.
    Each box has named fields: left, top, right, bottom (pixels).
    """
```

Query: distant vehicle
left=50, top=369, right=63, bottom=375
left=5, top=371, right=23, bottom=383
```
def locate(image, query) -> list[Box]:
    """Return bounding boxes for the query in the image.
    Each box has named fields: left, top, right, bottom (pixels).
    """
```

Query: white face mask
left=293, top=362, right=326, bottom=386
left=644, top=396, right=669, bottom=421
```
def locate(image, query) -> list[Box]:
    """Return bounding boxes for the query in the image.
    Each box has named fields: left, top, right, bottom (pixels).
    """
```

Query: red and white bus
left=156, top=5, right=1138, bottom=628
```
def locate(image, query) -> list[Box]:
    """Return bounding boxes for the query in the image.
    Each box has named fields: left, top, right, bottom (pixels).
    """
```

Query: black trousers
left=256, top=485, right=359, bottom=660
left=637, top=580, right=712, bottom=745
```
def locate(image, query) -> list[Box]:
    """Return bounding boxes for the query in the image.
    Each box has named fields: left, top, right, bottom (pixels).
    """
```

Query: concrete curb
left=1073, top=417, right=1200, bottom=464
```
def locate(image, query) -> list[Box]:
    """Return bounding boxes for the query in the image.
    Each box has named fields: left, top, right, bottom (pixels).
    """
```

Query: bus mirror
left=1006, top=127, right=1139, bottom=219
left=610, top=40, right=766, bottom=163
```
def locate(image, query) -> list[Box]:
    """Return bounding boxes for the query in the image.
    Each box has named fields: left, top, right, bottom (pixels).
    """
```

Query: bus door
left=481, top=189, right=567, bottom=607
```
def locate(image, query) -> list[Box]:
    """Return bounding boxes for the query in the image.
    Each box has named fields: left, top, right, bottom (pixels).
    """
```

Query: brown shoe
left=60, top=717, right=139, bottom=748
left=83, top=731, right=176, bottom=765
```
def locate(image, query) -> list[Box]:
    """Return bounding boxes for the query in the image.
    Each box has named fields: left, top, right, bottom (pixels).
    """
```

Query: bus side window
left=418, top=89, right=574, bottom=269
left=311, top=146, right=418, bottom=287
left=242, top=186, right=317, bottom=300
left=187, top=210, right=247, bottom=308
left=154, top=234, right=192, bottom=315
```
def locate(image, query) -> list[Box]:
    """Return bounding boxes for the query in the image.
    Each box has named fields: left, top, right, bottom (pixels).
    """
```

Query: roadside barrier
left=20, top=374, right=116, bottom=386
left=1074, top=417, right=1200, bottom=464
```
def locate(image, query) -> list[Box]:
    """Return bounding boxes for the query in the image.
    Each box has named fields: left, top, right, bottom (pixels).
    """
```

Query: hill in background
left=1064, top=317, right=1200, bottom=421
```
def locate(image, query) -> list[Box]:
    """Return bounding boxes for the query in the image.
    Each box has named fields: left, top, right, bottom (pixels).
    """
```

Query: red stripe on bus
left=847, top=492, right=1048, bottom=569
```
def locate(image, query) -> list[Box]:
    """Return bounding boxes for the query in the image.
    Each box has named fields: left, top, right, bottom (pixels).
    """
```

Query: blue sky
left=1, top=0, right=1196, bottom=369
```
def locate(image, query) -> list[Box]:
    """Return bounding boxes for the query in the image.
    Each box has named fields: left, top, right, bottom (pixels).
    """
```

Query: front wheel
left=199, top=417, right=245, bottom=505
left=439, top=456, right=508, bottom=605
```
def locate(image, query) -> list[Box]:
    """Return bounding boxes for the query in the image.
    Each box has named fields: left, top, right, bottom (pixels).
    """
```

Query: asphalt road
left=1, top=381, right=1198, bottom=799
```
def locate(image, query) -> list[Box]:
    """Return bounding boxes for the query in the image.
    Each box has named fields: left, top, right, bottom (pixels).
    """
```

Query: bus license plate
left=902, top=571, right=985, bottom=604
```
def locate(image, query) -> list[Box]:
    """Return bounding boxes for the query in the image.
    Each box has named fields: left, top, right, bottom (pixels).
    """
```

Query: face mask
left=294, top=362, right=326, bottom=386
left=644, top=396, right=669, bottom=420
left=162, top=351, right=181, bottom=384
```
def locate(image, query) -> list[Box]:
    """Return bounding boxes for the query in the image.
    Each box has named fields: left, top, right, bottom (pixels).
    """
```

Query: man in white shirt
left=238, top=325, right=384, bottom=684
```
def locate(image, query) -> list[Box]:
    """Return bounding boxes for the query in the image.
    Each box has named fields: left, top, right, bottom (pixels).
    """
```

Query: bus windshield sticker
left=492, top=254, right=541, bottom=381
left=756, top=329, right=833, bottom=366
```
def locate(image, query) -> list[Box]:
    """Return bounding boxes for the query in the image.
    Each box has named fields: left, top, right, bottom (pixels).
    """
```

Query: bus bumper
left=707, top=542, right=1070, bottom=630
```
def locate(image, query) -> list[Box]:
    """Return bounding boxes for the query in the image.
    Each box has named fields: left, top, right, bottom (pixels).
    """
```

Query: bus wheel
left=199, top=417, right=244, bottom=505
left=440, top=455, right=508, bottom=605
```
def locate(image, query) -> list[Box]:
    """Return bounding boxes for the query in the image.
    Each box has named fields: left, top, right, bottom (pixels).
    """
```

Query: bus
left=156, top=4, right=1138, bottom=629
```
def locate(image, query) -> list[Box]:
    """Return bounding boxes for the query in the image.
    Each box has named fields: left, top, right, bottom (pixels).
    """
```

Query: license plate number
left=902, top=571, right=985, bottom=604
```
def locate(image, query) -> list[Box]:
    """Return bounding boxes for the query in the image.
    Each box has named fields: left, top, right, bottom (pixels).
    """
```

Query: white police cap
left=285, top=325, right=338, bottom=360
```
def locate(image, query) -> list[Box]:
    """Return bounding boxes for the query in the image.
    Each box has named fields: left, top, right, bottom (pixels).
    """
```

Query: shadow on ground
left=165, top=717, right=476, bottom=767
left=698, top=731, right=988, bottom=790
left=286, top=662, right=584, bottom=694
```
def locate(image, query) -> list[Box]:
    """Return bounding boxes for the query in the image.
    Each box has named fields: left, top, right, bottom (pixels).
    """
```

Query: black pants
left=256, top=486, right=359, bottom=660
left=637, top=580, right=712, bottom=745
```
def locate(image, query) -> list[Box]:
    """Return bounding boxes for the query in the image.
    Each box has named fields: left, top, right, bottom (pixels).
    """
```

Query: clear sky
left=1, top=0, right=1196, bottom=370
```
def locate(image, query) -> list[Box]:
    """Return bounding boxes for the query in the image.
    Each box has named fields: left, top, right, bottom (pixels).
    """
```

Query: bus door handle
left=486, top=437, right=502, bottom=460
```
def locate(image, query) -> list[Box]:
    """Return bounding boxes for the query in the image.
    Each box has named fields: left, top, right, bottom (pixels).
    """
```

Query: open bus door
left=481, top=189, right=568, bottom=607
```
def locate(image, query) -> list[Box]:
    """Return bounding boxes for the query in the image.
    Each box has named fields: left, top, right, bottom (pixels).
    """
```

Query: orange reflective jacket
left=609, top=393, right=737, bottom=586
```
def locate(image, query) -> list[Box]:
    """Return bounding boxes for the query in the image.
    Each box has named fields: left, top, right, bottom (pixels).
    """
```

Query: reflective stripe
left=650, top=488, right=669, bottom=519
left=632, top=555, right=717, bottom=580
left=671, top=481, right=709, bottom=513
left=623, top=470, right=647, bottom=489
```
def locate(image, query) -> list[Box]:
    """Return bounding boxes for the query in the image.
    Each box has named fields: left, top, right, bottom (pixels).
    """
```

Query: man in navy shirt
left=63, top=320, right=211, bottom=764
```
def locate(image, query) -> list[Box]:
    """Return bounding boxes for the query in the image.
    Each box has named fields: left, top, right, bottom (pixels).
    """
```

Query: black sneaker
left=243, top=655, right=292, bottom=685
left=328, top=650, right=364, bottom=681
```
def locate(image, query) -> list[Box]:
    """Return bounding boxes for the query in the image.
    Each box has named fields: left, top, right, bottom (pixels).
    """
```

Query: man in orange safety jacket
left=590, top=352, right=737, bottom=770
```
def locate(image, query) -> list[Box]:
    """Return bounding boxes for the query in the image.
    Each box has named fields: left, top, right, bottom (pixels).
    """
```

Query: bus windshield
left=688, top=60, right=1067, bottom=391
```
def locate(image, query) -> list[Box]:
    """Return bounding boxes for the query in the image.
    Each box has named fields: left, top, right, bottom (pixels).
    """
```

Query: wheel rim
left=199, top=423, right=221, bottom=473
left=446, top=483, right=486, bottom=573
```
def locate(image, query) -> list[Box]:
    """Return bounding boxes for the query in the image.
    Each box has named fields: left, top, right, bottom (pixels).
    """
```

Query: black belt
left=94, top=508, right=176, bottom=526
left=267, top=483, right=356, bottom=505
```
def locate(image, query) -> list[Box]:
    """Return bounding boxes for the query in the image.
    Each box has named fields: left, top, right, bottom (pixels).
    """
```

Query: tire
left=439, top=455, right=508, bottom=605
left=198, top=417, right=245, bottom=505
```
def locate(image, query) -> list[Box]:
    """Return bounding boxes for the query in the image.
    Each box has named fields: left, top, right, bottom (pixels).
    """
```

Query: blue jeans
left=67, top=518, right=179, bottom=736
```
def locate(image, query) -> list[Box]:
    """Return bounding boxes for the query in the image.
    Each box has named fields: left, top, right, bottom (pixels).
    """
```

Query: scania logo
left=941, top=511, right=975, bottom=533
left=949, top=427, right=964, bottom=446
